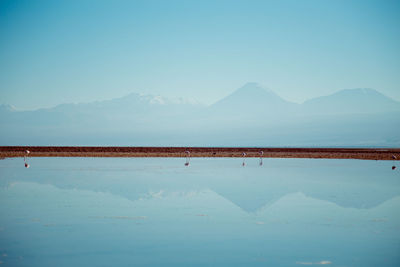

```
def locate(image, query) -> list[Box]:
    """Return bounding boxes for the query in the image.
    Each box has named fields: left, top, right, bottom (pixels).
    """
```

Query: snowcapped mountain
left=52, top=93, right=202, bottom=113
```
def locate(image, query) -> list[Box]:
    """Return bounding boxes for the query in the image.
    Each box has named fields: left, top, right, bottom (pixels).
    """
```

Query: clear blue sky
left=1, top=0, right=399, bottom=110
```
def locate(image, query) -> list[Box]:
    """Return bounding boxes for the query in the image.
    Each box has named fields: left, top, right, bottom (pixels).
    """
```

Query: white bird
left=259, top=151, right=264, bottom=166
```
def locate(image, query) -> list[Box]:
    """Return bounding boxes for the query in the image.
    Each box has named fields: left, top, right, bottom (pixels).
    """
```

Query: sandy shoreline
left=1, top=146, right=399, bottom=160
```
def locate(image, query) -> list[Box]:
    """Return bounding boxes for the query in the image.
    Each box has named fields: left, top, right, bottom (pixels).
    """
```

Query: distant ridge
left=303, top=88, right=400, bottom=114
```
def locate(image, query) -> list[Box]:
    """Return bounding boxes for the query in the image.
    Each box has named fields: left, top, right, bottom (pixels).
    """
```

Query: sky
left=0, top=0, right=399, bottom=110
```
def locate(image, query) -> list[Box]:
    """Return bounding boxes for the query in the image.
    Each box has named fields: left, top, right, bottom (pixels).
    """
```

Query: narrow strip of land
left=0, top=146, right=399, bottom=160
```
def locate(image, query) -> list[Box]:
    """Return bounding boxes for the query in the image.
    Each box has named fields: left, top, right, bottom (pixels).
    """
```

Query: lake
left=0, top=157, right=399, bottom=266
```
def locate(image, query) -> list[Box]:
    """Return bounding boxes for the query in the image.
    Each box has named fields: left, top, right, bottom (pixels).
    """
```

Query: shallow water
left=0, top=157, right=399, bottom=266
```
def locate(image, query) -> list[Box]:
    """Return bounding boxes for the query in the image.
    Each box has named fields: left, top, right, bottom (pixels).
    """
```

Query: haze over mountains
left=1, top=83, right=399, bottom=146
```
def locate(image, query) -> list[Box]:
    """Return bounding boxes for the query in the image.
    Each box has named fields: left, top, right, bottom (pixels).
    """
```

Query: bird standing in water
left=184, top=151, right=190, bottom=166
left=392, top=155, right=397, bottom=170
left=24, top=150, right=30, bottom=168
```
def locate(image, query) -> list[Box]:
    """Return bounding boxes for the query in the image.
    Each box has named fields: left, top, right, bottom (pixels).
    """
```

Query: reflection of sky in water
left=0, top=158, right=399, bottom=266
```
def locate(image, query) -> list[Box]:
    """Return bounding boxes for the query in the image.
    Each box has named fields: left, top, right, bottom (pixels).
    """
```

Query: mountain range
left=1, top=83, right=399, bottom=146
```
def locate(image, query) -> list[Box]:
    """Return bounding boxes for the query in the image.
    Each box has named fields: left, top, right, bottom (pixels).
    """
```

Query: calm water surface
left=0, top=157, right=399, bottom=266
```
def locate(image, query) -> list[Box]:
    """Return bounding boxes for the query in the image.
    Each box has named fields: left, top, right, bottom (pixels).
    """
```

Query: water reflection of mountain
left=205, top=176, right=400, bottom=212
left=1, top=158, right=399, bottom=212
